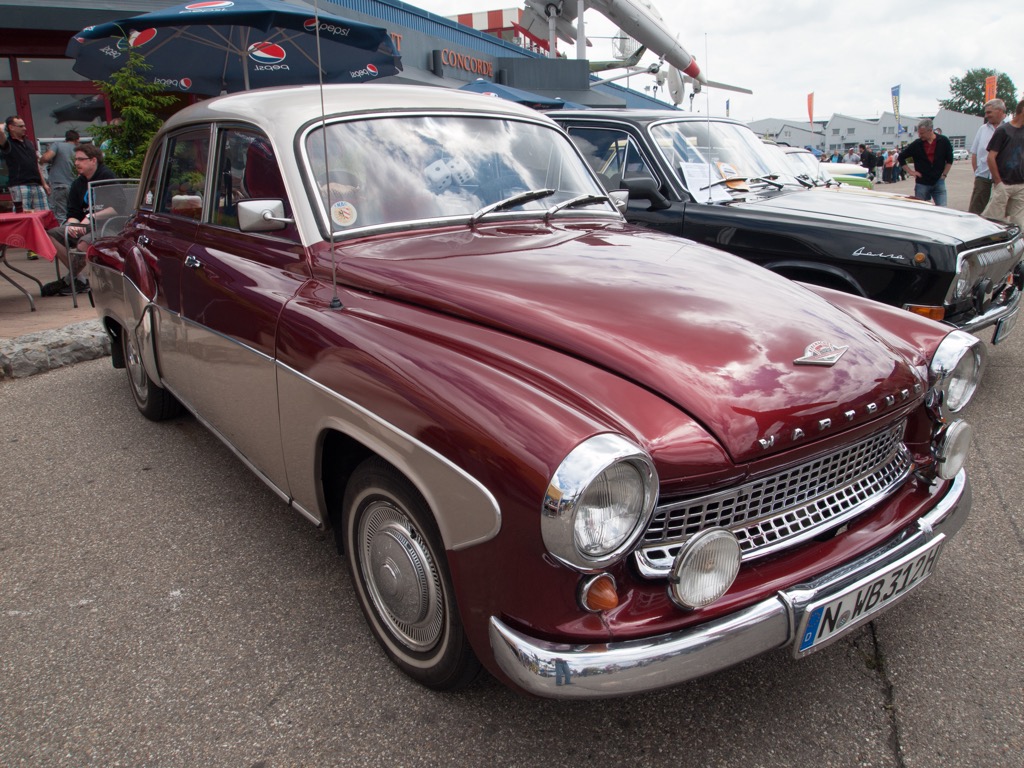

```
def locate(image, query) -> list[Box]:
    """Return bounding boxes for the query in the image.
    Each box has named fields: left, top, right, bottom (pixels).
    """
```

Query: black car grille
left=635, top=421, right=913, bottom=578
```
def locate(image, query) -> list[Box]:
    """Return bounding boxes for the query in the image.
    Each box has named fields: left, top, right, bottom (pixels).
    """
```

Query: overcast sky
left=407, top=0, right=1021, bottom=122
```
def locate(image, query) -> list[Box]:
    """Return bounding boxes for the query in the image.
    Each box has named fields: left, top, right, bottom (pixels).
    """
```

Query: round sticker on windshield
left=330, top=200, right=358, bottom=227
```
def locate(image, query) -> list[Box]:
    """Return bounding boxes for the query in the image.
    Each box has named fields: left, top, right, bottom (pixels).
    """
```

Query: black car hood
left=736, top=187, right=1010, bottom=247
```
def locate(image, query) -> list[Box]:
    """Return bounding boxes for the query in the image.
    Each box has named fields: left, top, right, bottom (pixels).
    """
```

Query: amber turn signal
left=579, top=574, right=619, bottom=613
left=905, top=304, right=946, bottom=322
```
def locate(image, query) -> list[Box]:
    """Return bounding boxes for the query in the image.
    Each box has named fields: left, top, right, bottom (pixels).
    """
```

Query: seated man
left=42, top=143, right=116, bottom=296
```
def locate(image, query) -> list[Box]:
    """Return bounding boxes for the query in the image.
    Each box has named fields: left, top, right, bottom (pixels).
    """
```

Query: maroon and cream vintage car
left=88, top=84, right=984, bottom=699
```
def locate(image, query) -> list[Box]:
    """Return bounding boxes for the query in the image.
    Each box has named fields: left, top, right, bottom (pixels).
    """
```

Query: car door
left=178, top=125, right=309, bottom=494
left=136, top=127, right=208, bottom=397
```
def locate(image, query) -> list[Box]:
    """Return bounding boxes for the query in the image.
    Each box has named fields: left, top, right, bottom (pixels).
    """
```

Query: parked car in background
left=953, top=147, right=970, bottom=161
left=553, top=109, right=1022, bottom=342
left=90, top=85, right=984, bottom=699
left=776, top=145, right=874, bottom=189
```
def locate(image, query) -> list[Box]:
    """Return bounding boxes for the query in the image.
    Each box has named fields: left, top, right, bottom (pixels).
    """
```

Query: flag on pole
left=985, top=75, right=998, bottom=102
left=807, top=92, right=814, bottom=129
left=891, top=85, right=902, bottom=134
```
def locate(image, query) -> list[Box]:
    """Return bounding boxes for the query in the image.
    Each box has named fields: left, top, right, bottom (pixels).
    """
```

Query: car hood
left=739, top=187, right=1007, bottom=246
left=333, top=222, right=927, bottom=463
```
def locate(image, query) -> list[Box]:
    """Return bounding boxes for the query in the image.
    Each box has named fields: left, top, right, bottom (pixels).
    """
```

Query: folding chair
left=58, top=178, right=139, bottom=307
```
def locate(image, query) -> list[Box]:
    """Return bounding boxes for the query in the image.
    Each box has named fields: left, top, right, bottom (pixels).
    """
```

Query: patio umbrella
left=66, top=0, right=402, bottom=97
left=458, top=79, right=568, bottom=111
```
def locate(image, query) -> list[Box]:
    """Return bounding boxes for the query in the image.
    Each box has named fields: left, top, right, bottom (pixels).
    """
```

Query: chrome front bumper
left=489, top=470, right=970, bottom=699
left=950, top=281, right=1021, bottom=342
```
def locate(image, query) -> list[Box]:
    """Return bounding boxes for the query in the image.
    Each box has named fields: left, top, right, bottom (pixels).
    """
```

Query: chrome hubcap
left=125, top=331, right=147, bottom=398
left=360, top=501, right=444, bottom=651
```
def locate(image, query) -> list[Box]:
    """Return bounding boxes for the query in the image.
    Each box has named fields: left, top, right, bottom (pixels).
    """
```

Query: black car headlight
left=542, top=434, right=658, bottom=572
left=927, top=331, right=986, bottom=420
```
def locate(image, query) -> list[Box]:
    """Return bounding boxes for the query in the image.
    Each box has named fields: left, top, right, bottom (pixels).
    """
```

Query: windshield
left=303, top=115, right=612, bottom=233
left=780, top=149, right=830, bottom=183
left=649, top=120, right=801, bottom=196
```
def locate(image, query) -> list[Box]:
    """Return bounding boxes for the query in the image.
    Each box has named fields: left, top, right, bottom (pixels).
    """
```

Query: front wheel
left=343, top=457, right=480, bottom=690
left=122, top=325, right=181, bottom=421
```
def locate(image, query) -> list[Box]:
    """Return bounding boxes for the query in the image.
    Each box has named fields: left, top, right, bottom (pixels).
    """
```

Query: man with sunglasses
left=0, top=115, right=51, bottom=212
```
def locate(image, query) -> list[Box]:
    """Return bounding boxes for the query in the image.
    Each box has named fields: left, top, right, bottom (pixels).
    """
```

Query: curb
left=0, top=319, right=111, bottom=380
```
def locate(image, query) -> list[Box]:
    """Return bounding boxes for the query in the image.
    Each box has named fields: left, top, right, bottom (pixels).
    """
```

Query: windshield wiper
left=543, top=193, right=610, bottom=220
left=748, top=175, right=785, bottom=190
left=470, top=188, right=556, bottom=225
left=700, top=176, right=748, bottom=190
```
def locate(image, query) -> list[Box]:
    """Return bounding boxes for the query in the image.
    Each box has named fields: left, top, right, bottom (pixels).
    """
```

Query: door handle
left=184, top=254, right=202, bottom=269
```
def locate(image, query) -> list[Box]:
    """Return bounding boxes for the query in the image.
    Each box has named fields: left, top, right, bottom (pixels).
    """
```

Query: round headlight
left=542, top=434, right=658, bottom=571
left=934, top=420, right=973, bottom=480
left=668, top=529, right=741, bottom=610
left=929, top=331, right=986, bottom=419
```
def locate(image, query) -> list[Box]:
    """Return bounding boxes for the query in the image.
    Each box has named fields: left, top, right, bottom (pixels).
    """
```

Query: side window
left=156, top=128, right=210, bottom=220
left=211, top=126, right=296, bottom=240
left=568, top=128, right=652, bottom=192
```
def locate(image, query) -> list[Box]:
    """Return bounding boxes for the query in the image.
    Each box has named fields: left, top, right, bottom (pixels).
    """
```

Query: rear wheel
left=343, top=457, right=480, bottom=690
left=122, top=326, right=181, bottom=421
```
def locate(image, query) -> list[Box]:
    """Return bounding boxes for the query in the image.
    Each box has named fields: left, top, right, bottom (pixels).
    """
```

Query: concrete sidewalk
left=0, top=248, right=110, bottom=379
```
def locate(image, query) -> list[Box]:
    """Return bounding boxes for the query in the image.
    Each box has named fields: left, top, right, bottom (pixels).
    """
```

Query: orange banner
left=807, top=92, right=814, bottom=128
left=985, top=75, right=998, bottom=102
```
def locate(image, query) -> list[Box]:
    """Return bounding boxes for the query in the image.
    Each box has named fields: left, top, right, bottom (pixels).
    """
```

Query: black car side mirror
left=621, top=175, right=671, bottom=211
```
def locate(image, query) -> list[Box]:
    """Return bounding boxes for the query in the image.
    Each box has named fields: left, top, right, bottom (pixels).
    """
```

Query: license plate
left=992, top=305, right=1019, bottom=345
left=795, top=536, right=945, bottom=656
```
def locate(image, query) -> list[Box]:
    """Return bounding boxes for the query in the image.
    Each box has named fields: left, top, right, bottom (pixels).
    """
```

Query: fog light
left=934, top=420, right=973, bottom=480
left=668, top=529, right=741, bottom=610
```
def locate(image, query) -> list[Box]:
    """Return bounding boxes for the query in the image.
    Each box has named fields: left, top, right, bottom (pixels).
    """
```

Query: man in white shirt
left=968, top=98, right=1006, bottom=214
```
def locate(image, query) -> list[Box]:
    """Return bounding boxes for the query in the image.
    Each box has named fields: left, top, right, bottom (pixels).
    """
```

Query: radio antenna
left=313, top=0, right=342, bottom=309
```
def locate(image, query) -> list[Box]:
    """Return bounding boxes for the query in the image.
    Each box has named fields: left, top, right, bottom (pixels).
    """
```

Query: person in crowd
left=898, top=118, right=954, bottom=205
left=968, top=99, right=1006, bottom=214
left=981, top=100, right=1024, bottom=227
left=0, top=115, right=51, bottom=258
left=859, top=144, right=876, bottom=180
left=40, top=129, right=81, bottom=222
left=843, top=146, right=860, bottom=164
left=41, top=143, right=115, bottom=296
left=883, top=149, right=897, bottom=183
left=830, top=149, right=842, bottom=163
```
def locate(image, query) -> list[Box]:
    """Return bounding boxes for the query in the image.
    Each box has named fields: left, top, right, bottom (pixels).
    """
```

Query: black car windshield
left=649, top=120, right=800, bottom=197
left=304, top=115, right=612, bottom=233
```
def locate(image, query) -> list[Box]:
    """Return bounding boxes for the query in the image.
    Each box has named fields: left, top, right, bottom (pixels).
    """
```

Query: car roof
left=162, top=83, right=552, bottom=134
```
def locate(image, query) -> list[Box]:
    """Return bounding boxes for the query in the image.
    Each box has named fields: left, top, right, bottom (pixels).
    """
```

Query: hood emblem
left=795, top=340, right=849, bottom=366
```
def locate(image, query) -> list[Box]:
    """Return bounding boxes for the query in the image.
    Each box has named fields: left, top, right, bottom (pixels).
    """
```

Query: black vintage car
left=553, top=110, right=1023, bottom=343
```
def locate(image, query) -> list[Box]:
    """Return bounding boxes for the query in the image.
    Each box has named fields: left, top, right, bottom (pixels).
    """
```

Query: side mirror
left=608, top=189, right=628, bottom=214
left=238, top=199, right=293, bottom=232
left=621, top=175, right=672, bottom=211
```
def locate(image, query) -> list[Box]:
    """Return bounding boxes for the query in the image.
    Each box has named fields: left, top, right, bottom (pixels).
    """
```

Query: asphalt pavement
left=1, top=157, right=1022, bottom=766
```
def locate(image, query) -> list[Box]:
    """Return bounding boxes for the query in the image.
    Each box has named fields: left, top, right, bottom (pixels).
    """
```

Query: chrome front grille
left=636, top=421, right=913, bottom=578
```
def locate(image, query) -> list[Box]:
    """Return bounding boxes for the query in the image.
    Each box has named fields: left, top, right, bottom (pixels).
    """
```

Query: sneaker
left=41, top=277, right=70, bottom=297
left=26, top=252, right=39, bottom=261
left=57, top=278, right=89, bottom=296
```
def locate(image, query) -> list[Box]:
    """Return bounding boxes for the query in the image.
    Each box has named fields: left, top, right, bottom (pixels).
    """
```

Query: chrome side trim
left=276, top=362, right=501, bottom=551
left=489, top=470, right=969, bottom=699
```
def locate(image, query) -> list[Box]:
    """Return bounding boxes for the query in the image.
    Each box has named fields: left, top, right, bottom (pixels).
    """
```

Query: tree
left=90, top=48, right=177, bottom=177
left=939, top=68, right=1018, bottom=116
